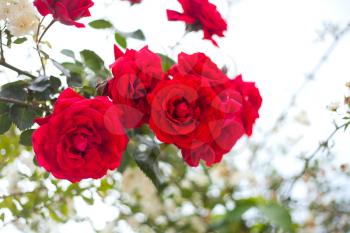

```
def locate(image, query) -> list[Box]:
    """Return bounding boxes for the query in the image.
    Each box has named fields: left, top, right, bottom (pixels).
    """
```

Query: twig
left=282, top=122, right=348, bottom=199
left=0, top=96, right=47, bottom=111
left=0, top=60, right=37, bottom=79
left=0, top=29, right=4, bottom=62
left=36, top=19, right=55, bottom=76
left=252, top=22, right=350, bottom=155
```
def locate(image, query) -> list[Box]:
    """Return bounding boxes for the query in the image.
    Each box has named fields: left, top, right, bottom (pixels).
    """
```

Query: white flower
left=0, top=1, right=15, bottom=21
left=7, top=9, right=38, bottom=36
left=1, top=0, right=39, bottom=36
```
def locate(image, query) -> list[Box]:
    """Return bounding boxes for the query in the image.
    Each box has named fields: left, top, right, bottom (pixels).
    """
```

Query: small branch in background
left=0, top=96, right=47, bottom=111
left=0, top=60, right=37, bottom=80
left=37, top=19, right=55, bottom=45
left=252, top=22, right=350, bottom=154
left=35, top=19, right=55, bottom=76
left=282, top=121, right=348, bottom=200
left=0, top=29, right=4, bottom=62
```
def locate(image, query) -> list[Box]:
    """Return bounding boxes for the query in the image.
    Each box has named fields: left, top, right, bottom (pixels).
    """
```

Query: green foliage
left=19, top=129, right=35, bottom=146
left=115, top=32, right=127, bottom=49
left=89, top=19, right=113, bottom=29
left=13, top=37, right=27, bottom=44
left=9, top=105, right=36, bottom=130
left=158, top=53, right=176, bottom=72
left=211, top=197, right=295, bottom=233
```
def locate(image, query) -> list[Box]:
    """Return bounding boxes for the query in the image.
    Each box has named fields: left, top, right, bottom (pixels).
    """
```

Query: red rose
left=231, top=75, right=262, bottom=136
left=148, top=72, right=244, bottom=167
left=170, top=53, right=261, bottom=136
left=125, top=0, right=142, bottom=4
left=32, top=88, right=128, bottom=182
left=167, top=0, right=227, bottom=46
left=34, top=0, right=94, bottom=28
left=108, top=45, right=165, bottom=128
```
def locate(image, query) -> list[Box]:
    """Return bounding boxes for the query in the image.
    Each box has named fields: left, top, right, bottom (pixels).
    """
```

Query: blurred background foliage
left=1, top=0, right=350, bottom=232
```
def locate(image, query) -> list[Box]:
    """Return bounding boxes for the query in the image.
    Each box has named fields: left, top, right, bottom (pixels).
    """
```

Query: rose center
left=174, top=102, right=191, bottom=118
left=72, top=133, right=88, bottom=152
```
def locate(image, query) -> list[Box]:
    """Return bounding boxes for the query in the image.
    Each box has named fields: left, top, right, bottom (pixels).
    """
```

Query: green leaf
left=118, top=151, right=132, bottom=173
left=61, top=62, right=84, bottom=74
left=0, top=103, right=9, bottom=114
left=28, top=76, right=50, bottom=92
left=67, top=75, right=83, bottom=87
left=10, top=105, right=36, bottom=130
left=82, top=195, right=94, bottom=205
left=127, top=29, right=145, bottom=40
left=48, top=207, right=64, bottom=222
left=114, top=32, right=127, bottom=49
left=13, top=37, right=27, bottom=44
left=80, top=50, right=105, bottom=73
left=61, top=49, right=76, bottom=59
left=0, top=113, right=12, bottom=134
left=0, top=80, right=28, bottom=101
left=89, top=19, right=113, bottom=29
left=157, top=53, right=175, bottom=72
left=19, top=129, right=35, bottom=146
left=49, top=76, right=62, bottom=92
left=133, top=153, right=165, bottom=191
left=258, top=202, right=293, bottom=232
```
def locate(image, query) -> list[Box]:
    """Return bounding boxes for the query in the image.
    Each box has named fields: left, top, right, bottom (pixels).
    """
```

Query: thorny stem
left=0, top=60, right=37, bottom=79
left=0, top=96, right=48, bottom=111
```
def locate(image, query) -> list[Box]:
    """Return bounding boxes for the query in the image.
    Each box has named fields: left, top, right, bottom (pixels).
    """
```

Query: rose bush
left=34, top=0, right=94, bottom=27
left=108, top=45, right=166, bottom=128
left=167, top=0, right=227, bottom=46
left=32, top=88, right=128, bottom=182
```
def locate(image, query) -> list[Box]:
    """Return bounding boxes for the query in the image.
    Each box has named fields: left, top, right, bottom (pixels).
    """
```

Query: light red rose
left=167, top=0, right=227, bottom=46
left=32, top=88, right=128, bottom=182
left=108, top=45, right=166, bottom=128
left=34, top=0, right=94, bottom=28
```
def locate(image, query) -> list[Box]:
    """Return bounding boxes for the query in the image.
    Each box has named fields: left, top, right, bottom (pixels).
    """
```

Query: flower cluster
left=107, top=47, right=262, bottom=167
left=0, top=0, right=39, bottom=36
left=30, top=0, right=262, bottom=182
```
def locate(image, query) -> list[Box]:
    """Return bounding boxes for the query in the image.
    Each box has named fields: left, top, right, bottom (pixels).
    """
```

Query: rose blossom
left=32, top=88, right=128, bottom=182
left=148, top=72, right=245, bottom=166
left=33, top=0, right=94, bottom=27
left=170, top=52, right=262, bottom=136
left=149, top=52, right=261, bottom=166
left=108, top=45, right=166, bottom=128
left=167, top=0, right=227, bottom=46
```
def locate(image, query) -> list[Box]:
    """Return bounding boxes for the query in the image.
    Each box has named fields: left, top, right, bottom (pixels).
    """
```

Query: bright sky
left=1, top=0, right=350, bottom=232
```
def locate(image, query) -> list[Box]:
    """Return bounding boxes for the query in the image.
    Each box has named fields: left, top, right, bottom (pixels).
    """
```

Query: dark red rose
left=34, top=0, right=94, bottom=28
left=32, top=88, right=128, bottom=182
left=167, top=0, right=227, bottom=46
left=108, top=45, right=166, bottom=128
left=170, top=52, right=261, bottom=136
left=148, top=72, right=244, bottom=167
left=231, top=75, right=262, bottom=136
